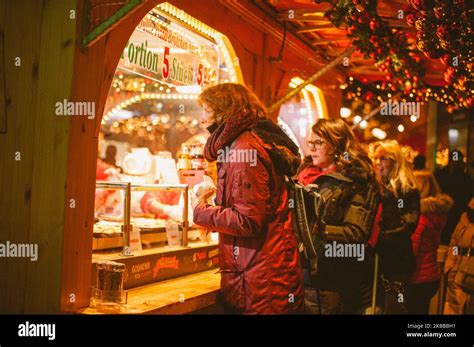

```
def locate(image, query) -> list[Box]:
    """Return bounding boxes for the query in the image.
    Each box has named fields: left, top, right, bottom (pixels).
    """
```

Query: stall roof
left=262, top=0, right=445, bottom=85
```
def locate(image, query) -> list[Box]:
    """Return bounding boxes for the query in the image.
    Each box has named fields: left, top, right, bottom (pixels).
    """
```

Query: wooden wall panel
left=0, top=0, right=76, bottom=313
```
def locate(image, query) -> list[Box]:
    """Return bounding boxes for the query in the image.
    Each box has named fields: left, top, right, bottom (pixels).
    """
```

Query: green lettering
left=152, top=53, right=158, bottom=72
left=128, top=43, right=135, bottom=64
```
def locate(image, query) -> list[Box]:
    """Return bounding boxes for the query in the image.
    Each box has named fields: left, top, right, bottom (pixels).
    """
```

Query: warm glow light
left=359, top=120, right=368, bottom=129
left=353, top=115, right=362, bottom=124
left=372, top=127, right=387, bottom=139
left=410, top=115, right=418, bottom=122
left=340, top=107, right=352, bottom=118
left=398, top=124, right=405, bottom=132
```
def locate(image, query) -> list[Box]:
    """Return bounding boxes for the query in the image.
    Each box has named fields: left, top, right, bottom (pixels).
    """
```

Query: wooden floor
left=79, top=269, right=220, bottom=314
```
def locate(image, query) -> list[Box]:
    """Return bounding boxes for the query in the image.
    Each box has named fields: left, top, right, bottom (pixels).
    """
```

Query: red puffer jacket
left=193, top=130, right=304, bottom=314
left=411, top=194, right=453, bottom=284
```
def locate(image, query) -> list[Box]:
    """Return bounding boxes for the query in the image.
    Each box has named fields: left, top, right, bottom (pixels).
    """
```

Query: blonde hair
left=198, top=83, right=266, bottom=125
left=371, top=140, right=418, bottom=196
left=414, top=171, right=441, bottom=199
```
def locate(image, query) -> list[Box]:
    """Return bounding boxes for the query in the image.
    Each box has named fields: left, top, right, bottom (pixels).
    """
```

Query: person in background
left=444, top=197, right=474, bottom=314
left=104, top=144, right=118, bottom=167
left=435, top=150, right=473, bottom=245
left=407, top=171, right=453, bottom=314
left=192, top=83, right=303, bottom=314
left=371, top=140, right=420, bottom=314
left=413, top=154, right=426, bottom=171
left=95, top=133, right=121, bottom=214
left=296, top=119, right=380, bottom=314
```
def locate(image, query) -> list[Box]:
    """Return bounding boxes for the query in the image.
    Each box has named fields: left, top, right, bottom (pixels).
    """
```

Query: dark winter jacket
left=435, top=167, right=473, bottom=244
left=296, top=158, right=380, bottom=292
left=411, top=193, right=453, bottom=284
left=376, top=186, right=420, bottom=281
left=444, top=202, right=474, bottom=314
left=194, top=118, right=304, bottom=314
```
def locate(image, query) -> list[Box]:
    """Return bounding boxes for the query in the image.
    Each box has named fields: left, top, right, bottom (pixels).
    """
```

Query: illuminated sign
left=119, top=14, right=219, bottom=88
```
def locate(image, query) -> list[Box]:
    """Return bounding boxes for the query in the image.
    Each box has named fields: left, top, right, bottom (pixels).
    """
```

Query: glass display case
left=93, top=181, right=219, bottom=292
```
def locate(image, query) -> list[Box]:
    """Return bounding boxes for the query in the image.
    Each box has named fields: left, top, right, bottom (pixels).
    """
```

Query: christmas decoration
left=407, top=0, right=473, bottom=109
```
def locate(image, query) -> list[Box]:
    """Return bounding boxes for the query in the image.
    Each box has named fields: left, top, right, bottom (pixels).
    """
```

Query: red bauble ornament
left=369, top=19, right=379, bottom=30
left=416, top=31, right=426, bottom=40
left=347, top=25, right=357, bottom=35
left=369, top=35, right=378, bottom=44
left=444, top=66, right=456, bottom=83
left=436, top=25, right=448, bottom=41
left=406, top=13, right=418, bottom=27
left=440, top=54, right=451, bottom=65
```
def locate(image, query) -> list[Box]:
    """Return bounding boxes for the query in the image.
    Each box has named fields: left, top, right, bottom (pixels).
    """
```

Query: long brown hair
left=198, top=83, right=266, bottom=124
left=312, top=119, right=375, bottom=179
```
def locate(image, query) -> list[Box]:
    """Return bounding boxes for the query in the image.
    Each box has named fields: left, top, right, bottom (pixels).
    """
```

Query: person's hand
left=149, top=200, right=167, bottom=215
left=192, top=188, right=216, bottom=211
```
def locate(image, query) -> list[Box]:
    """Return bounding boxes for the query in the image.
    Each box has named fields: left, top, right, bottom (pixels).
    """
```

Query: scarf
left=203, top=113, right=301, bottom=177
left=297, top=164, right=336, bottom=186
left=203, top=112, right=258, bottom=162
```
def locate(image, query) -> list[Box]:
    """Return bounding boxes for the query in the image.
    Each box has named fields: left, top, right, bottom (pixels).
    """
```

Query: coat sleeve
left=322, top=182, right=380, bottom=244
left=411, top=222, right=423, bottom=256
left=193, top=159, right=271, bottom=238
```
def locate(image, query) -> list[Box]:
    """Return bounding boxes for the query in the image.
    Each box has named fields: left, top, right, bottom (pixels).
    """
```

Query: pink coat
left=411, top=194, right=453, bottom=284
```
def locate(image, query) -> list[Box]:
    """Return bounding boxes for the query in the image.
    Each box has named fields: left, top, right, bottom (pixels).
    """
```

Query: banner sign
left=119, top=15, right=219, bottom=88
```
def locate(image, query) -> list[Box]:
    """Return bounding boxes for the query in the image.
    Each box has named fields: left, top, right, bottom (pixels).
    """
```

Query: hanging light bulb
left=340, top=107, right=352, bottom=118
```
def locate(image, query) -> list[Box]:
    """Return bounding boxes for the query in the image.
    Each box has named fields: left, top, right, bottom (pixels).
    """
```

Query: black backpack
left=287, top=177, right=325, bottom=276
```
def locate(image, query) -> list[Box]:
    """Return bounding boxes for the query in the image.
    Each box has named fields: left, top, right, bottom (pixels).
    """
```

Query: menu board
left=119, top=15, right=219, bottom=88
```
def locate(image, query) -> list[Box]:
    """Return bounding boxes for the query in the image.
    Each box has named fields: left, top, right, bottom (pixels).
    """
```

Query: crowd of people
left=192, top=82, right=474, bottom=315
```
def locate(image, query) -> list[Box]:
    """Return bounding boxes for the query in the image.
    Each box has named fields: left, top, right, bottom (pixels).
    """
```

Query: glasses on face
left=306, top=139, right=325, bottom=150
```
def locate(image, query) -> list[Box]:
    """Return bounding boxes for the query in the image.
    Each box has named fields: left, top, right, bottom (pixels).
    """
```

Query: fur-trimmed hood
left=420, top=193, right=454, bottom=215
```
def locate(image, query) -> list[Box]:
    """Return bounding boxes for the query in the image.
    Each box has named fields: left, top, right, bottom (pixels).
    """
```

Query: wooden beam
left=297, top=24, right=336, bottom=33
left=277, top=12, right=326, bottom=21
left=312, top=38, right=350, bottom=45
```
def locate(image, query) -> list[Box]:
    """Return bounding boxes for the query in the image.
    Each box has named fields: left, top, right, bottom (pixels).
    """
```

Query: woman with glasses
left=370, top=140, right=420, bottom=314
left=296, top=119, right=380, bottom=314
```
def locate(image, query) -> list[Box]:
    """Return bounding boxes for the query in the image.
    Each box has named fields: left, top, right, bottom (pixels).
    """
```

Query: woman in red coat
left=192, top=83, right=303, bottom=314
left=407, top=170, right=453, bottom=314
